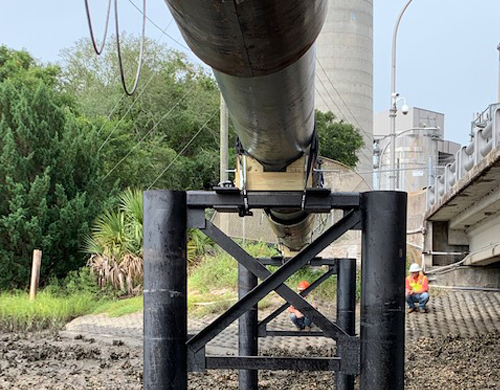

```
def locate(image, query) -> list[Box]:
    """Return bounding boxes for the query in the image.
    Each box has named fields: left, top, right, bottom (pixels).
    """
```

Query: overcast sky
left=1, top=0, right=499, bottom=147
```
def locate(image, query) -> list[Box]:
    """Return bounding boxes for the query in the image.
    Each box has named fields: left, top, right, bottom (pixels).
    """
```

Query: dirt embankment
left=0, top=331, right=499, bottom=389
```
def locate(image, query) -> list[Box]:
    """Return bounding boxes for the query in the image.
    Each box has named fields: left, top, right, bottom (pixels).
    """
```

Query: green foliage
left=0, top=290, right=105, bottom=331
left=315, top=110, right=365, bottom=167
left=0, top=47, right=110, bottom=289
left=93, top=295, right=143, bottom=317
left=188, top=228, right=215, bottom=267
left=85, top=188, right=143, bottom=294
left=188, top=241, right=278, bottom=294
left=60, top=36, right=229, bottom=191
left=189, top=242, right=361, bottom=304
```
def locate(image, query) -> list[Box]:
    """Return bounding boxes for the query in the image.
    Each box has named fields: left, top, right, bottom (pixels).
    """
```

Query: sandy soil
left=0, top=331, right=499, bottom=389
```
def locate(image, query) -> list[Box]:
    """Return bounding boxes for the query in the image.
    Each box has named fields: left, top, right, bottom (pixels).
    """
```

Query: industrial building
left=374, top=107, right=461, bottom=192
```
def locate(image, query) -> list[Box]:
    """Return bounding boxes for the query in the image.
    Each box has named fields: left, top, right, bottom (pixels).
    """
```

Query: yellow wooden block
left=235, top=155, right=312, bottom=191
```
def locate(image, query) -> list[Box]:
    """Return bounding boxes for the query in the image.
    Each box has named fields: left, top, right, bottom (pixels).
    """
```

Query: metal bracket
left=187, top=345, right=206, bottom=372
left=187, top=208, right=206, bottom=229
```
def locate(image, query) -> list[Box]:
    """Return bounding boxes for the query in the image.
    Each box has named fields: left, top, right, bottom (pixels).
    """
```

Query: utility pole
left=220, top=93, right=229, bottom=183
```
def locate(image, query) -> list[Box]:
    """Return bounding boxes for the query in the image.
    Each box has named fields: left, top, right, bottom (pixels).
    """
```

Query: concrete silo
left=315, top=0, right=374, bottom=180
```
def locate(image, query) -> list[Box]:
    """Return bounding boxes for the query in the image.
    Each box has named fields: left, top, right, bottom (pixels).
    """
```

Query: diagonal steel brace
left=186, top=210, right=361, bottom=353
left=258, top=265, right=338, bottom=336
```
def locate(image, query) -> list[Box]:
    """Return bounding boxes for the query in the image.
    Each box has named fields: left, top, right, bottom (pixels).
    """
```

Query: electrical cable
left=316, top=59, right=370, bottom=140
left=97, top=19, right=176, bottom=150
left=102, top=83, right=197, bottom=180
left=115, top=0, right=146, bottom=95
left=84, top=0, right=113, bottom=55
left=126, top=0, right=190, bottom=51
left=314, top=81, right=374, bottom=167
left=147, top=109, right=219, bottom=189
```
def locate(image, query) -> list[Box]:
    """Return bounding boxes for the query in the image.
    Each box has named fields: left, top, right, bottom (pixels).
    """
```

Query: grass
left=93, top=296, right=143, bottom=317
left=188, top=241, right=362, bottom=311
left=0, top=241, right=363, bottom=332
left=0, top=290, right=106, bottom=332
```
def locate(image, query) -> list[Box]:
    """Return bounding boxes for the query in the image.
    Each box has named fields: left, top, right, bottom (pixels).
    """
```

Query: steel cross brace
left=186, top=210, right=361, bottom=355
left=258, top=265, right=338, bottom=337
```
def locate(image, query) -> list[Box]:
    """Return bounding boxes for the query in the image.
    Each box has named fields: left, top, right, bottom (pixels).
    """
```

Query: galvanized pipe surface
left=360, top=191, right=406, bottom=390
left=144, top=191, right=188, bottom=390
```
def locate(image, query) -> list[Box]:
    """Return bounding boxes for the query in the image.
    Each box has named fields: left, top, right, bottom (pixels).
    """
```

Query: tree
left=0, top=46, right=110, bottom=288
left=59, top=36, right=227, bottom=191
left=315, top=110, right=364, bottom=167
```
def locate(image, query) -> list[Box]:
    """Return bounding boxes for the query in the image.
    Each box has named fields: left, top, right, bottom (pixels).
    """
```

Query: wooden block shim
left=235, top=155, right=312, bottom=191
left=29, top=249, right=42, bottom=301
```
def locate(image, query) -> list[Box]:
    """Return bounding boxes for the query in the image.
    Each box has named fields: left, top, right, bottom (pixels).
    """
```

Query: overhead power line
left=126, top=0, right=190, bottom=51
left=115, top=0, right=147, bottom=95
left=84, top=0, right=113, bottom=55
left=314, top=82, right=374, bottom=166
left=97, top=18, right=177, bottom=149
left=316, top=59, right=372, bottom=142
left=102, top=83, right=197, bottom=180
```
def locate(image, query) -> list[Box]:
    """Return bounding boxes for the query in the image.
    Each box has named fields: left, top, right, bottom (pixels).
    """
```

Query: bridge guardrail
left=426, top=107, right=500, bottom=211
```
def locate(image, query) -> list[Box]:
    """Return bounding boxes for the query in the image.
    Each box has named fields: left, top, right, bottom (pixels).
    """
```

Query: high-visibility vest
left=408, top=274, right=426, bottom=293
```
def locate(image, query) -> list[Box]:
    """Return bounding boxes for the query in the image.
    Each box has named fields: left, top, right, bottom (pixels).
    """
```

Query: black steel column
left=144, top=191, right=188, bottom=390
left=360, top=191, right=407, bottom=390
left=336, top=258, right=356, bottom=390
left=238, top=262, right=258, bottom=390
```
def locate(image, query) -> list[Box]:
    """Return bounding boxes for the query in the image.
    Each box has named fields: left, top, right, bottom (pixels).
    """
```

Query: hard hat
left=298, top=280, right=310, bottom=291
left=409, top=263, right=422, bottom=273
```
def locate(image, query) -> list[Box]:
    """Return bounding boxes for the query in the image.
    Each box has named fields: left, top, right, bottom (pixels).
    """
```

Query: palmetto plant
left=84, top=188, right=143, bottom=294
left=85, top=188, right=214, bottom=294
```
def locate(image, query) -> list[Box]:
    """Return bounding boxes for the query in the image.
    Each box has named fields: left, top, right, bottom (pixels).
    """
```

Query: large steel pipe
left=164, top=0, right=327, bottom=170
left=164, top=0, right=328, bottom=251
left=214, top=47, right=316, bottom=169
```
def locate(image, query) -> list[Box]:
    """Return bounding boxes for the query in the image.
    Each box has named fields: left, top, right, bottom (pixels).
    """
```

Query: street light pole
left=390, top=0, right=415, bottom=190
left=375, top=127, right=439, bottom=190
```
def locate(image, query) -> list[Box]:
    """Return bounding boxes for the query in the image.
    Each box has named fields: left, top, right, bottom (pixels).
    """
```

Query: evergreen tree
left=0, top=46, right=109, bottom=288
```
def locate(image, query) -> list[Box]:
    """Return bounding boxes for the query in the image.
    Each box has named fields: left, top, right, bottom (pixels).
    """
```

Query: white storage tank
left=316, top=0, right=374, bottom=179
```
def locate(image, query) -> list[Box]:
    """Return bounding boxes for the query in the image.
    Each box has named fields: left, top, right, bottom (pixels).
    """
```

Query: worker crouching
left=288, top=280, right=317, bottom=330
left=405, top=263, right=430, bottom=313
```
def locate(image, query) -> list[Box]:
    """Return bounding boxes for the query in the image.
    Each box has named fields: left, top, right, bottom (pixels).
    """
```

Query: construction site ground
left=1, top=289, right=499, bottom=389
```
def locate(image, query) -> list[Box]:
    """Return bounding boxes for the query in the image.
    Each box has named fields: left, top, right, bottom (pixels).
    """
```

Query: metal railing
left=426, top=106, right=500, bottom=210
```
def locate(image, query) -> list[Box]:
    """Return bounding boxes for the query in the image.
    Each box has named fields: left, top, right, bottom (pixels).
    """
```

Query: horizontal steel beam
left=205, top=356, right=340, bottom=371
left=257, top=257, right=338, bottom=266
left=187, top=191, right=360, bottom=212
left=187, top=211, right=360, bottom=352
left=263, top=330, right=326, bottom=337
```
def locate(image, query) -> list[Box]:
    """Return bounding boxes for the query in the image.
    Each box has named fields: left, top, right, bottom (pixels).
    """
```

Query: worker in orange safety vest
left=405, top=263, right=429, bottom=313
left=288, top=280, right=317, bottom=330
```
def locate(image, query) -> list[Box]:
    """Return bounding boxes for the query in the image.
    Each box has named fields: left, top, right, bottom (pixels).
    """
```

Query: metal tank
left=164, top=0, right=328, bottom=251
left=315, top=0, right=374, bottom=177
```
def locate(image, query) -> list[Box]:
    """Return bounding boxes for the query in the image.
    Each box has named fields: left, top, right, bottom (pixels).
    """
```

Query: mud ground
left=0, top=331, right=499, bottom=390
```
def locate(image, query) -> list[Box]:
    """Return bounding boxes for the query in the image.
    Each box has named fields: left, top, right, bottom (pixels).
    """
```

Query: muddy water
left=0, top=332, right=498, bottom=389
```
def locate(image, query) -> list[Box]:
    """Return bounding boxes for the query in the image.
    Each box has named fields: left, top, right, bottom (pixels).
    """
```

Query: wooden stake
left=29, top=249, right=42, bottom=301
